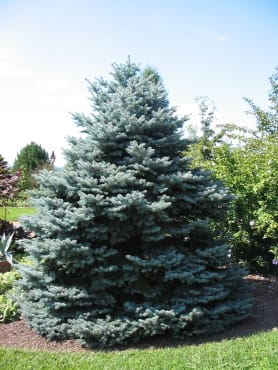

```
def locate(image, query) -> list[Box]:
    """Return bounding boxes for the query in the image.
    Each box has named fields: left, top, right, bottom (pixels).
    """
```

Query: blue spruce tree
left=16, top=60, right=252, bottom=347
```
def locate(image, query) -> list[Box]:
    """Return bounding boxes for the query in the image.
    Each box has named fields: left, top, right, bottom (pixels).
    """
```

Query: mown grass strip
left=0, top=330, right=277, bottom=369
left=0, top=207, right=37, bottom=222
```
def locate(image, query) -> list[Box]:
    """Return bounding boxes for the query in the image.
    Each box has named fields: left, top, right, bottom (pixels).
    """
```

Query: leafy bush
left=208, top=135, right=278, bottom=272
left=186, top=69, right=278, bottom=273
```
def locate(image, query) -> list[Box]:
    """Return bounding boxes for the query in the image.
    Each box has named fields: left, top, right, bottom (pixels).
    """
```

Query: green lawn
left=0, top=330, right=277, bottom=369
left=0, top=207, right=37, bottom=222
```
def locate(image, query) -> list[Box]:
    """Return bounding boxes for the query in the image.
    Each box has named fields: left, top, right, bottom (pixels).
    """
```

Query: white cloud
left=35, top=95, right=70, bottom=109
left=0, top=60, right=32, bottom=78
left=177, top=103, right=200, bottom=122
left=0, top=47, right=13, bottom=60
left=196, top=27, right=227, bottom=43
left=215, top=35, right=226, bottom=42
left=35, top=93, right=90, bottom=111
left=35, top=79, right=70, bottom=90
left=0, top=47, right=32, bottom=78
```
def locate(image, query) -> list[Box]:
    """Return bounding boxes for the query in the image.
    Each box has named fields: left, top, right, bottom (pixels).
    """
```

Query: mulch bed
left=0, top=274, right=277, bottom=352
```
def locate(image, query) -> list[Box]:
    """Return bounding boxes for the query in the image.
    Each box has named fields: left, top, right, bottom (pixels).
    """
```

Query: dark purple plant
left=0, top=169, right=20, bottom=222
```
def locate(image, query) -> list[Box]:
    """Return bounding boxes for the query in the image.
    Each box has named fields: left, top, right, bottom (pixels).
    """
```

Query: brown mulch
left=0, top=274, right=277, bottom=353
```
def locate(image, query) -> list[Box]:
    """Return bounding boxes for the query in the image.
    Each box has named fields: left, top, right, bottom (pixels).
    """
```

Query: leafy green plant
left=0, top=269, right=20, bottom=322
left=0, top=294, right=19, bottom=322
left=207, top=136, right=278, bottom=272
left=0, top=269, right=19, bottom=294
left=186, top=69, right=278, bottom=273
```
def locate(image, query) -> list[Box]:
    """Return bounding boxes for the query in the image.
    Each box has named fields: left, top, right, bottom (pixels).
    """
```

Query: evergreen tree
left=13, top=142, right=50, bottom=190
left=17, top=60, right=252, bottom=348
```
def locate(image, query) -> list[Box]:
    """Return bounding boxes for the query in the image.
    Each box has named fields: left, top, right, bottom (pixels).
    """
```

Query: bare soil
left=0, top=274, right=277, bottom=352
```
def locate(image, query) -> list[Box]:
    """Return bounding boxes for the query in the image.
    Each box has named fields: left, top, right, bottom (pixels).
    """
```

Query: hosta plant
left=0, top=269, right=20, bottom=322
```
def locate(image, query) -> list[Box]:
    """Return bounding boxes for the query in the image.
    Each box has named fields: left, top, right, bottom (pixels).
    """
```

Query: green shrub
left=186, top=68, right=278, bottom=273
left=208, top=136, right=278, bottom=272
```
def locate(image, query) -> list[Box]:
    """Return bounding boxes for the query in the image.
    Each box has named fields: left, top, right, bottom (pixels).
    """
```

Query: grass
left=0, top=207, right=37, bottom=222
left=0, top=331, right=277, bottom=369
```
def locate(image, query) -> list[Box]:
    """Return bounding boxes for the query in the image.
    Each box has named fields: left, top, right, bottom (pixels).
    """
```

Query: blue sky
left=1, top=0, right=278, bottom=166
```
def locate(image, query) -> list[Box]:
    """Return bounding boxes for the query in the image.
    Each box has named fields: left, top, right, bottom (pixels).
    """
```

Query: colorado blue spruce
left=16, top=60, right=253, bottom=347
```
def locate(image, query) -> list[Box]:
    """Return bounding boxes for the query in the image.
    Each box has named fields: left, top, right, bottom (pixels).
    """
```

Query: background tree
left=187, top=69, right=278, bottom=272
left=0, top=154, right=20, bottom=223
left=13, top=142, right=50, bottom=190
left=244, top=67, right=278, bottom=135
left=17, top=60, right=252, bottom=348
left=0, top=155, right=9, bottom=176
left=193, top=96, right=216, bottom=160
left=187, top=96, right=249, bottom=168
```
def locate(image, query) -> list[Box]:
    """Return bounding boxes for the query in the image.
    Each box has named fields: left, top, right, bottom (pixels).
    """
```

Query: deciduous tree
left=13, top=142, right=50, bottom=190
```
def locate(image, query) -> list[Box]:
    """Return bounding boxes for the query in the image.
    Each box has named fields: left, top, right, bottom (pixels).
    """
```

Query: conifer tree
left=17, top=60, right=253, bottom=348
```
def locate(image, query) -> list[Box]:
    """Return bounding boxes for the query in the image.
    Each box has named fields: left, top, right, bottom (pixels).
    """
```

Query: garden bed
left=0, top=274, right=276, bottom=352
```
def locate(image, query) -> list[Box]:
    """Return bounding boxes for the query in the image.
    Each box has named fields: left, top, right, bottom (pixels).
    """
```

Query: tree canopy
left=13, top=142, right=50, bottom=190
left=244, top=67, right=278, bottom=135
